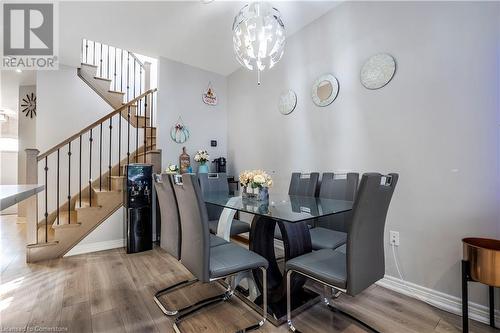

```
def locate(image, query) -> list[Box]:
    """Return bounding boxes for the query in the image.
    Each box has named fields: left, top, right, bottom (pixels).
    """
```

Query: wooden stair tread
left=52, top=211, right=80, bottom=229
left=109, top=90, right=125, bottom=95
left=94, top=76, right=112, bottom=82
left=81, top=63, right=98, bottom=68
left=75, top=198, right=101, bottom=209
left=27, top=241, right=59, bottom=249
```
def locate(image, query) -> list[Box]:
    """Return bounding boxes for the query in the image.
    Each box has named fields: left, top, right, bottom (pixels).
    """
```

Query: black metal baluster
left=114, top=47, right=117, bottom=91
left=108, top=117, right=112, bottom=190
left=44, top=157, right=48, bottom=243
left=107, top=45, right=110, bottom=79
left=67, top=142, right=71, bottom=224
left=118, top=113, right=122, bottom=176
left=89, top=129, right=93, bottom=206
left=139, top=67, right=142, bottom=95
left=133, top=60, right=136, bottom=99
left=85, top=39, right=88, bottom=63
left=121, top=49, right=123, bottom=92
left=56, top=149, right=60, bottom=225
left=79, top=135, right=82, bottom=206
left=99, top=43, right=103, bottom=77
left=127, top=106, right=131, bottom=166
left=99, top=123, right=102, bottom=191
left=93, top=41, right=96, bottom=66
left=144, top=95, right=148, bottom=163
left=151, top=91, right=154, bottom=134
left=127, top=52, right=130, bottom=101
left=136, top=98, right=139, bottom=162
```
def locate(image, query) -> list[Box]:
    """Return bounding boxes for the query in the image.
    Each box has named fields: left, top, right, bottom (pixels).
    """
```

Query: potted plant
left=194, top=150, right=210, bottom=173
left=165, top=164, right=179, bottom=174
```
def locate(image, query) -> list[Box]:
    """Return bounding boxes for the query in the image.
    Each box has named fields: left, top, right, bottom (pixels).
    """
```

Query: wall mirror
left=312, top=74, right=339, bottom=107
left=360, top=53, right=396, bottom=90
left=278, top=89, right=297, bottom=115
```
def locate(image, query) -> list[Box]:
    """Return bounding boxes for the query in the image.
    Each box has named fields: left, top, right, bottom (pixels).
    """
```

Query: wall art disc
left=360, top=53, right=396, bottom=90
left=21, top=93, right=36, bottom=118
left=278, top=89, right=297, bottom=115
left=311, top=74, right=339, bottom=107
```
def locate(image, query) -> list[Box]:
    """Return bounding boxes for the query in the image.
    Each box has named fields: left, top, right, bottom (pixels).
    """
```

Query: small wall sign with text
left=202, top=82, right=218, bottom=106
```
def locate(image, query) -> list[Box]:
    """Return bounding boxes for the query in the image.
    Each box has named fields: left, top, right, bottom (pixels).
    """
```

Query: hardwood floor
left=1, top=215, right=497, bottom=333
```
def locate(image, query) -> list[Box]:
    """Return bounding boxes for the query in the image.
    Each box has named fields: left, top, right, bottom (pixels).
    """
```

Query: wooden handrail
left=37, top=88, right=157, bottom=161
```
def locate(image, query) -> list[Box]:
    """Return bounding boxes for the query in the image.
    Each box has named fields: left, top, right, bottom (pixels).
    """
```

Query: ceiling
left=59, top=1, right=341, bottom=76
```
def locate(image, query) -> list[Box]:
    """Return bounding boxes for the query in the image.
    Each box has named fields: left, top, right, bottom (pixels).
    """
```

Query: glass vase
left=198, top=162, right=209, bottom=174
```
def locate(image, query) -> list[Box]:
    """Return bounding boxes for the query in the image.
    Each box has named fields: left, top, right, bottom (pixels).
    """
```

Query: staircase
left=26, top=39, right=160, bottom=263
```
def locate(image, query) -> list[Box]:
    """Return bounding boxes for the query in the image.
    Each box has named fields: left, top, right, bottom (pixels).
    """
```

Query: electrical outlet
left=390, top=231, right=400, bottom=246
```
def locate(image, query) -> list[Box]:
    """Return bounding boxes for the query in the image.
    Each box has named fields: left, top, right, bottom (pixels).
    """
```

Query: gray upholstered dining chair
left=309, top=172, right=359, bottom=251
left=285, top=173, right=398, bottom=332
left=198, top=173, right=250, bottom=236
left=153, top=173, right=228, bottom=317
left=275, top=172, right=320, bottom=240
left=172, top=174, right=269, bottom=333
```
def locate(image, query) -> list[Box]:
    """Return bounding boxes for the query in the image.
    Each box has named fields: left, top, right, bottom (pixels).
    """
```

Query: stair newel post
left=89, top=129, right=93, bottom=206
left=99, top=123, right=102, bottom=191
left=109, top=116, right=113, bottom=190
left=144, top=94, right=148, bottom=163
left=67, top=142, right=72, bottom=224
left=79, top=135, right=82, bottom=207
left=44, top=156, right=48, bottom=242
left=25, top=148, right=39, bottom=245
left=118, top=112, right=122, bottom=176
left=127, top=106, right=131, bottom=166
left=56, top=149, right=60, bottom=225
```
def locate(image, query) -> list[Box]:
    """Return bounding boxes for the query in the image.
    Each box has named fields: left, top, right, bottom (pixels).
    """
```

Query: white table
left=0, top=185, right=45, bottom=211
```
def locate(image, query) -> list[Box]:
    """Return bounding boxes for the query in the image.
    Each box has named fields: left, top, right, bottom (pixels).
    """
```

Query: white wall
left=227, top=1, right=500, bottom=310
left=157, top=57, right=228, bottom=172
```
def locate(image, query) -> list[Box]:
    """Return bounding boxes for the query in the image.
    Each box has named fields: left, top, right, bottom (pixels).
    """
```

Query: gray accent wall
left=227, top=1, right=500, bottom=308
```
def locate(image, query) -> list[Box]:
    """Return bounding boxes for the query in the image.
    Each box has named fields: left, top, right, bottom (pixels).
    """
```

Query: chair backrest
left=346, top=173, right=398, bottom=296
left=154, top=173, right=181, bottom=260
left=198, top=173, right=228, bottom=221
left=198, top=173, right=229, bottom=194
left=317, top=173, right=359, bottom=232
left=288, top=172, right=319, bottom=196
left=172, top=174, right=211, bottom=282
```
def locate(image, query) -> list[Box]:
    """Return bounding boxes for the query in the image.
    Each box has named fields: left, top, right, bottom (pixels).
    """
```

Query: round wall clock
left=21, top=93, right=36, bottom=118
left=360, top=53, right=396, bottom=90
left=278, top=89, right=297, bottom=115
left=311, top=74, right=339, bottom=107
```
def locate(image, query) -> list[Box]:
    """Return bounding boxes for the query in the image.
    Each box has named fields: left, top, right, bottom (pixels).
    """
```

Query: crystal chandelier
left=232, top=2, right=285, bottom=85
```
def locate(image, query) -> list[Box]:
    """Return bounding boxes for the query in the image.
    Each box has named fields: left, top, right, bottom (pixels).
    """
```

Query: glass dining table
left=204, top=191, right=353, bottom=325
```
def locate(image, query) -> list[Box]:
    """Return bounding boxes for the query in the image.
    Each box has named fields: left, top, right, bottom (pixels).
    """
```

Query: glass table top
left=203, top=192, right=353, bottom=223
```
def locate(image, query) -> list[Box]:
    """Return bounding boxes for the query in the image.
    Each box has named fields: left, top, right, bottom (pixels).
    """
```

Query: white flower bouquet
left=165, top=164, right=179, bottom=174
left=194, top=150, right=210, bottom=164
left=239, top=170, right=273, bottom=189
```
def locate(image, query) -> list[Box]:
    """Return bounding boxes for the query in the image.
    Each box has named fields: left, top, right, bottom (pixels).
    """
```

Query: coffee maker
left=212, top=157, right=226, bottom=173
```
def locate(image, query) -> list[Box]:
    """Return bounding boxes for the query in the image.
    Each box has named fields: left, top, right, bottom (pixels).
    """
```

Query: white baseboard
left=377, top=275, right=499, bottom=326
left=64, top=238, right=125, bottom=257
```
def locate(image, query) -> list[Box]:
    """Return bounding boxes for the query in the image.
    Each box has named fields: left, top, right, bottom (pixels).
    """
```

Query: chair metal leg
left=173, top=284, right=234, bottom=333
left=234, top=267, right=268, bottom=333
left=154, top=278, right=198, bottom=316
left=286, top=270, right=301, bottom=332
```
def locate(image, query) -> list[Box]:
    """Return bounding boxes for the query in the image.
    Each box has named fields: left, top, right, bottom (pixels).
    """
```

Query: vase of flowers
left=194, top=150, right=210, bottom=173
left=239, top=169, right=273, bottom=201
left=165, top=164, right=179, bottom=174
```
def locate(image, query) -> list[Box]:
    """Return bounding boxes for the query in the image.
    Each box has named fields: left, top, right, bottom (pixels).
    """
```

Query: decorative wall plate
left=360, top=53, right=396, bottom=90
left=21, top=93, right=36, bottom=118
left=202, top=82, right=218, bottom=106
left=170, top=117, right=190, bottom=143
left=311, top=74, right=339, bottom=107
left=278, top=89, right=297, bottom=115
